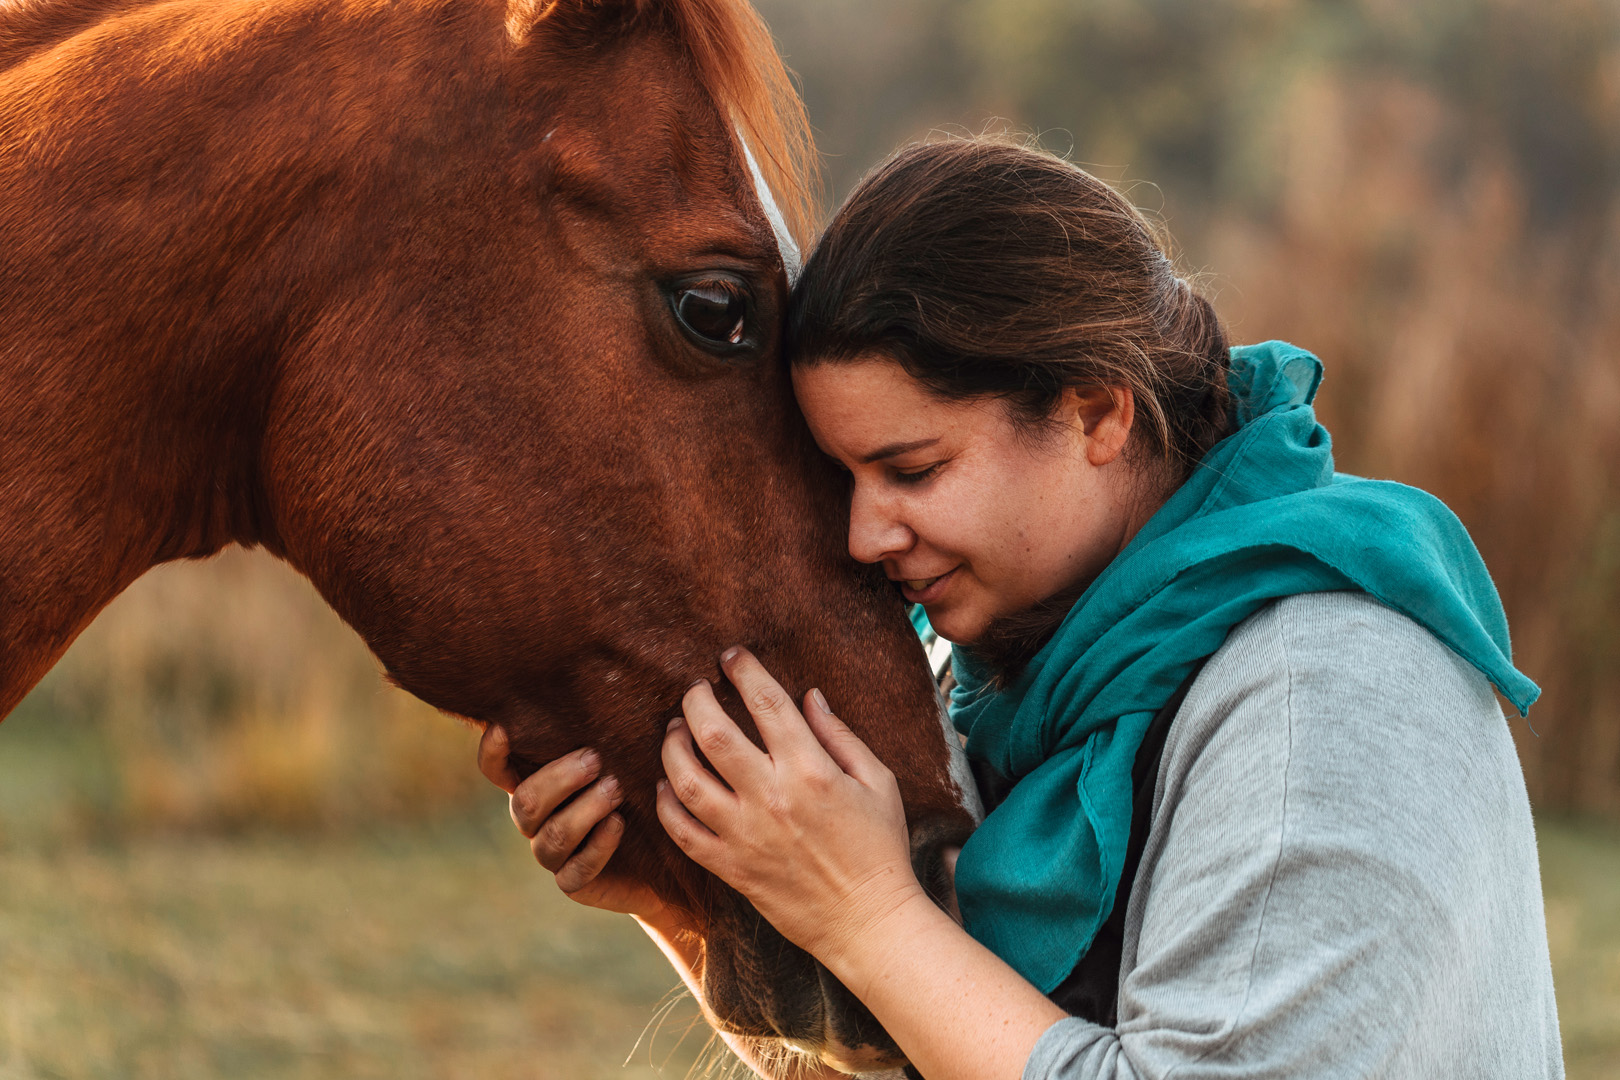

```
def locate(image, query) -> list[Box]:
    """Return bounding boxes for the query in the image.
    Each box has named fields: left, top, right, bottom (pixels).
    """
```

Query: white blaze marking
left=934, top=646, right=986, bottom=820
left=738, top=131, right=802, bottom=284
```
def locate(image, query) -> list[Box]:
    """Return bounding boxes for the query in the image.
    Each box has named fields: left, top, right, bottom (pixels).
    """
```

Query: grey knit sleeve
left=1022, top=593, right=1562, bottom=1080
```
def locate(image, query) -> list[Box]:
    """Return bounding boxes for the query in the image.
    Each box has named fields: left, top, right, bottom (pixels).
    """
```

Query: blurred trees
left=760, top=0, right=1620, bottom=813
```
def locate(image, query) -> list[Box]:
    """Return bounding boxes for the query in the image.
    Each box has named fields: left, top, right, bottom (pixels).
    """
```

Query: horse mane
left=517, top=0, right=820, bottom=250
left=658, top=0, right=819, bottom=250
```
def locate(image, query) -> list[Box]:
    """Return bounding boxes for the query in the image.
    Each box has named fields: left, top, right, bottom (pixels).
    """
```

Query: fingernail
left=720, top=646, right=742, bottom=664
left=811, top=687, right=830, bottom=714
left=599, top=775, right=621, bottom=801
left=580, top=748, right=601, bottom=771
left=667, top=716, right=684, bottom=732
left=657, top=779, right=668, bottom=793
left=687, top=677, right=708, bottom=690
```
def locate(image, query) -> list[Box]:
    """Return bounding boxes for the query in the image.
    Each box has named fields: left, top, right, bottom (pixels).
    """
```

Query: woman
left=494, top=138, right=1563, bottom=1079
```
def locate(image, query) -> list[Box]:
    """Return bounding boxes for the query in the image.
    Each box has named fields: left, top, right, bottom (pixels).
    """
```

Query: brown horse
left=0, top=0, right=977, bottom=1070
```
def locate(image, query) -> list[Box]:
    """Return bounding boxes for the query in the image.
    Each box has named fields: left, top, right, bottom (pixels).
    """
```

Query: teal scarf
left=933, top=340, right=1538, bottom=993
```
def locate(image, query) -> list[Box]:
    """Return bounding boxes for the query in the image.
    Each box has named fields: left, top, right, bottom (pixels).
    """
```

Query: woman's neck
left=966, top=461, right=1175, bottom=687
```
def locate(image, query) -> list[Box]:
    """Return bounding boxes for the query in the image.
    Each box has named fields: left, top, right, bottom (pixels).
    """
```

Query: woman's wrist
left=816, top=891, right=1068, bottom=1080
left=812, top=884, right=952, bottom=999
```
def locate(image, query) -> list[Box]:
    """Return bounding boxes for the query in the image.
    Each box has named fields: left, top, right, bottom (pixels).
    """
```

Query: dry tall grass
left=10, top=549, right=486, bottom=835
left=1206, top=72, right=1620, bottom=813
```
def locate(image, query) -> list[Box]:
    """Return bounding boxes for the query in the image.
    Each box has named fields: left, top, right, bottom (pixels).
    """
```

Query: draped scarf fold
left=931, top=340, right=1538, bottom=992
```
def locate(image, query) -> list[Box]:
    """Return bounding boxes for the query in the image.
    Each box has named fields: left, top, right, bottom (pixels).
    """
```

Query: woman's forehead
left=791, top=357, right=993, bottom=456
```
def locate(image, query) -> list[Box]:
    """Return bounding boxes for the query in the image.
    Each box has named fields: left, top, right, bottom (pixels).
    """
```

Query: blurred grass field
left=0, top=554, right=715, bottom=1080
left=0, top=807, right=714, bottom=1080
left=1, top=553, right=1616, bottom=1078
left=2, top=749, right=1616, bottom=1079
left=1540, top=817, right=1620, bottom=1080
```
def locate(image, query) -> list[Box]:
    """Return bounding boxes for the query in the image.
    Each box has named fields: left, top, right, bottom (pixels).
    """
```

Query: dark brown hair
left=787, top=136, right=1234, bottom=677
left=788, top=135, right=1231, bottom=474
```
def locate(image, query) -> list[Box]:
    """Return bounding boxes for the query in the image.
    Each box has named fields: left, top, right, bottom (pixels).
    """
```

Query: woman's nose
left=846, top=484, right=912, bottom=564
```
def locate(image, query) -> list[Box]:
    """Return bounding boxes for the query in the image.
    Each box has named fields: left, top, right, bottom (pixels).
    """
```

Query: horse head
left=0, top=0, right=977, bottom=1070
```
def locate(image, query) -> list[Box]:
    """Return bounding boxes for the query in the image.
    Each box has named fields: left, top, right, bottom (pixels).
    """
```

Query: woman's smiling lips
left=896, top=566, right=958, bottom=604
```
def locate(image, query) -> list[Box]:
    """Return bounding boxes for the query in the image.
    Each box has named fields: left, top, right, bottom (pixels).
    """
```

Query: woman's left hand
left=656, top=646, right=927, bottom=967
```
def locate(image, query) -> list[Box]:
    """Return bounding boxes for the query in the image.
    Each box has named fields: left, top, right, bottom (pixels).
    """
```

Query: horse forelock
left=513, top=0, right=818, bottom=254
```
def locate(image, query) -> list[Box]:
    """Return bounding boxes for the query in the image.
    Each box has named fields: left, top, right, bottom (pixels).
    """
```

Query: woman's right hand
left=479, top=725, right=666, bottom=920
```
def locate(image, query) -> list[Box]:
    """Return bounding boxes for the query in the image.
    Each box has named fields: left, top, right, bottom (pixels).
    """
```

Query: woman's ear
left=1064, top=386, right=1135, bottom=466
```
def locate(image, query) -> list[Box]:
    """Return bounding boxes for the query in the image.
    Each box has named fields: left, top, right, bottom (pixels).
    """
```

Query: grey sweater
left=1023, top=592, right=1563, bottom=1080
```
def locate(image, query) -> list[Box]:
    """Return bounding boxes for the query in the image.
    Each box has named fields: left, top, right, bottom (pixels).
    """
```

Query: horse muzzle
left=697, top=809, right=973, bottom=1075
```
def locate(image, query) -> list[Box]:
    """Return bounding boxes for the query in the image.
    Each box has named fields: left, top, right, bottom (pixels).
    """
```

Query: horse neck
left=0, top=227, right=284, bottom=713
left=0, top=3, right=359, bottom=715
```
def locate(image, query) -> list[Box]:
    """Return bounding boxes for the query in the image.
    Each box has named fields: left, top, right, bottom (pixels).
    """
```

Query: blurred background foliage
left=1, top=550, right=486, bottom=844
left=2, top=0, right=1617, bottom=1076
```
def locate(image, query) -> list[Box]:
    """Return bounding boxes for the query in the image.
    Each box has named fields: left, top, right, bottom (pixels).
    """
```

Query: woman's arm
left=655, top=621, right=1566, bottom=1080
left=657, top=648, right=1065, bottom=1080
left=797, top=891, right=1068, bottom=1080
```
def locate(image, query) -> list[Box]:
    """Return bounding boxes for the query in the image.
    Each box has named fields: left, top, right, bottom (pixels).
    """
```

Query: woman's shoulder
left=1156, top=590, right=1524, bottom=841
left=1192, top=589, right=1503, bottom=732
left=1111, top=602, right=1557, bottom=1080
left=1155, top=590, right=1531, bottom=872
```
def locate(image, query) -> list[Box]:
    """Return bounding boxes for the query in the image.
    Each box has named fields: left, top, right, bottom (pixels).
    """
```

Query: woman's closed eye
left=891, top=462, right=944, bottom=485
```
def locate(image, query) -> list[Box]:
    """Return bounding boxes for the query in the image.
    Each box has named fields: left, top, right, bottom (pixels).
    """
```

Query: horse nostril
left=938, top=845, right=962, bottom=923
left=908, top=827, right=965, bottom=923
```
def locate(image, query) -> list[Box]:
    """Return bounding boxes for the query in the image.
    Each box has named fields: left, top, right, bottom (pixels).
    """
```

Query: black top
left=1045, top=659, right=1207, bottom=1024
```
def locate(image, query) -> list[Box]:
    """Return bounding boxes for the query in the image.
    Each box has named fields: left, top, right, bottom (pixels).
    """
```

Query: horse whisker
left=628, top=981, right=693, bottom=1068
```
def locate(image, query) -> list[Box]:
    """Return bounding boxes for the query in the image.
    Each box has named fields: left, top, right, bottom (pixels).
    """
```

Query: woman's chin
left=921, top=605, right=988, bottom=648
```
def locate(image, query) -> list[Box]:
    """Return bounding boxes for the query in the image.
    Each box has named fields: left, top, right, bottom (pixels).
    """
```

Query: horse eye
left=671, top=279, right=751, bottom=350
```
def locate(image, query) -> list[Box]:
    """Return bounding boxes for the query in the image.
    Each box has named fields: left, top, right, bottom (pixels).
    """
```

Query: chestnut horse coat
left=0, top=0, right=976, bottom=1068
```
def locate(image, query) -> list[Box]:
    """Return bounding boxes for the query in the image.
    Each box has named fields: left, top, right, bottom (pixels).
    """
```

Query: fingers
left=801, top=688, right=888, bottom=785
left=554, top=813, right=626, bottom=895
left=719, top=647, right=823, bottom=761
left=661, top=715, right=741, bottom=829
left=509, top=747, right=603, bottom=836
left=526, top=775, right=624, bottom=873
left=477, top=723, right=521, bottom=793
left=655, top=775, right=722, bottom=870
left=679, top=679, right=773, bottom=792
left=509, top=746, right=624, bottom=880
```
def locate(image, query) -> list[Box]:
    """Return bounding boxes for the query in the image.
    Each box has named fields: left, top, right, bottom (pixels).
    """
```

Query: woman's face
left=792, top=355, right=1151, bottom=645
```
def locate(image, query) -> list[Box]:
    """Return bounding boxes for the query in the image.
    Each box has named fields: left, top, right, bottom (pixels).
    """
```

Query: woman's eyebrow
left=859, top=437, right=940, bottom=464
